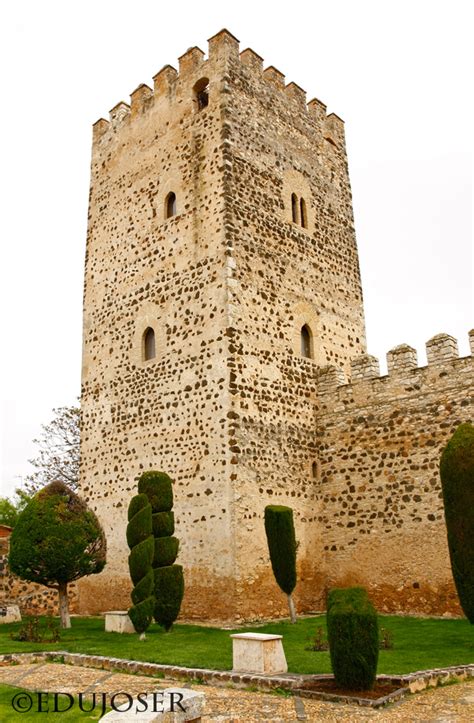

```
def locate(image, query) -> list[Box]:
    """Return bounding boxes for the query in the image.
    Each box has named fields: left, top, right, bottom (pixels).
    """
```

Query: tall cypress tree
left=126, top=493, right=155, bottom=638
left=440, top=423, right=474, bottom=623
left=264, top=505, right=297, bottom=623
left=138, top=471, right=184, bottom=631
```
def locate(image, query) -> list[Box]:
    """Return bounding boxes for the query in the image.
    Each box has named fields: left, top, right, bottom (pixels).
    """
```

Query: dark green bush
left=8, top=481, right=106, bottom=629
left=154, top=565, right=185, bottom=632
left=264, top=505, right=297, bottom=595
left=154, top=537, right=179, bottom=567
left=327, top=587, right=379, bottom=690
left=139, top=470, right=184, bottom=630
left=126, top=499, right=152, bottom=549
left=138, top=471, right=173, bottom=512
left=127, top=491, right=155, bottom=636
left=440, top=423, right=474, bottom=623
left=153, top=511, right=175, bottom=538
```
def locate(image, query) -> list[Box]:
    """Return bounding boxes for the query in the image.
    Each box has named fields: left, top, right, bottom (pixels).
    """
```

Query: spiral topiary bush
left=126, top=493, right=155, bottom=635
left=138, top=470, right=184, bottom=631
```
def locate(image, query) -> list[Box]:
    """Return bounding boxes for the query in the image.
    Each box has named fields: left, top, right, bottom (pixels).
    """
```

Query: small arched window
left=301, top=324, right=312, bottom=359
left=165, top=192, right=177, bottom=219
left=194, top=77, right=209, bottom=111
left=291, top=193, right=299, bottom=224
left=300, top=198, right=307, bottom=228
left=143, top=327, right=156, bottom=361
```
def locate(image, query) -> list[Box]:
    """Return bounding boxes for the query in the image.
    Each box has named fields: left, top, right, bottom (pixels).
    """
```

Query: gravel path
left=0, top=662, right=473, bottom=721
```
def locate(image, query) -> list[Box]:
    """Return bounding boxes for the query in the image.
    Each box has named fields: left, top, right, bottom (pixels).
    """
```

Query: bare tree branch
left=24, top=404, right=80, bottom=494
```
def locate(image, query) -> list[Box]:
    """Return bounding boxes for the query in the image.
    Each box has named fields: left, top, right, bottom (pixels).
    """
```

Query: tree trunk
left=287, top=593, right=296, bottom=624
left=58, top=582, right=71, bottom=629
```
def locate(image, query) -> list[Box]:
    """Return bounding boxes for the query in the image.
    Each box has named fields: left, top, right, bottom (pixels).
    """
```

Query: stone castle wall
left=314, top=332, right=474, bottom=616
left=80, top=32, right=244, bottom=619
left=78, top=29, right=473, bottom=623
left=209, top=37, right=368, bottom=620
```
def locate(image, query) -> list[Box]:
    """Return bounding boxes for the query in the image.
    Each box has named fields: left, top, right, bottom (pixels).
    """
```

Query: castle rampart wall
left=314, top=332, right=474, bottom=615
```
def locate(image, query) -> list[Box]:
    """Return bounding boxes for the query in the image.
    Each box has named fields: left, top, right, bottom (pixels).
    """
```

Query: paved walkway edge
left=1, top=652, right=473, bottom=709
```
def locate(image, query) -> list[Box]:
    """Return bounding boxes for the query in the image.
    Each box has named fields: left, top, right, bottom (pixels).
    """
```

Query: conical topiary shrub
left=138, top=471, right=184, bottom=631
left=264, top=505, right=297, bottom=623
left=440, top=423, right=474, bottom=623
left=126, top=493, right=155, bottom=637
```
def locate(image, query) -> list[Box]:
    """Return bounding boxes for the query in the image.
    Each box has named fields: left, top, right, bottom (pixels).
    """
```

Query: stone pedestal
left=99, top=688, right=205, bottom=721
left=230, top=632, right=287, bottom=674
left=105, top=611, right=135, bottom=634
left=0, top=605, right=21, bottom=624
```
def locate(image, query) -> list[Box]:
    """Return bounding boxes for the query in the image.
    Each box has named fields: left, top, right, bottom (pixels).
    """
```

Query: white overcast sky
left=1, top=0, right=472, bottom=498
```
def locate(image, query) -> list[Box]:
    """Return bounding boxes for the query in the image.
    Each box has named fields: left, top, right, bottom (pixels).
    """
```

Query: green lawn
left=0, top=615, right=473, bottom=675
left=0, top=684, right=104, bottom=722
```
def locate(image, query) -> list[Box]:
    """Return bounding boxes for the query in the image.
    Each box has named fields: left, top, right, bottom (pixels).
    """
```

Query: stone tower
left=79, top=30, right=367, bottom=620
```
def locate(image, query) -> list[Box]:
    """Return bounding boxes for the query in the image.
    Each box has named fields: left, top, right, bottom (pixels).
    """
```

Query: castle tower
left=79, top=30, right=367, bottom=620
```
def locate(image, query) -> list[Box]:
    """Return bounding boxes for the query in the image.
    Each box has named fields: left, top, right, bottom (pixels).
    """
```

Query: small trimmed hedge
left=327, top=587, right=379, bottom=690
left=440, top=423, right=474, bottom=623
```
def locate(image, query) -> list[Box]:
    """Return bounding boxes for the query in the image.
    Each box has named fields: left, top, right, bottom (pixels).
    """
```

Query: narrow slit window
left=300, top=197, right=307, bottom=228
left=312, top=461, right=318, bottom=479
left=165, top=192, right=177, bottom=219
left=291, top=193, right=299, bottom=224
left=301, top=324, right=312, bottom=359
left=194, top=78, right=209, bottom=111
left=144, top=327, right=156, bottom=361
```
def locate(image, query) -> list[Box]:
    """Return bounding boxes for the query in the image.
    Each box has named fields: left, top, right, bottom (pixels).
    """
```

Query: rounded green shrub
left=153, top=511, right=175, bottom=538
left=138, top=471, right=173, bottom=512
left=440, top=423, right=474, bottom=623
left=154, top=537, right=179, bottom=567
left=154, top=565, right=185, bottom=632
left=327, top=587, right=379, bottom=690
left=8, top=481, right=106, bottom=629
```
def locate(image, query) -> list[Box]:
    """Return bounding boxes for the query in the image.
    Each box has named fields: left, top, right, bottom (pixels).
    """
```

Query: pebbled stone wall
left=314, top=332, right=474, bottom=616
left=78, top=29, right=473, bottom=622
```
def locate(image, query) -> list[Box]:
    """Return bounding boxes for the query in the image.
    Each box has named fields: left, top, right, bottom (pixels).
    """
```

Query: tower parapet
left=90, top=29, right=348, bottom=153
left=317, top=330, right=473, bottom=395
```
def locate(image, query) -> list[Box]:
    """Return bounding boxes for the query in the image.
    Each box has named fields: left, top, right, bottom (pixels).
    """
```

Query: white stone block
left=99, top=688, right=205, bottom=722
left=105, top=611, right=135, bottom=634
left=0, top=605, right=21, bottom=624
left=230, top=632, right=288, bottom=674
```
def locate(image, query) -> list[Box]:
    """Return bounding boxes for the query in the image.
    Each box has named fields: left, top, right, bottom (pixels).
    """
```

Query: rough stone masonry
left=78, top=29, right=473, bottom=622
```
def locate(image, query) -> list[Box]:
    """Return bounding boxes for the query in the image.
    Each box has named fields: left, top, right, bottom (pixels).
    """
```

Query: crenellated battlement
left=91, top=29, right=345, bottom=149
left=317, top=330, right=474, bottom=395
